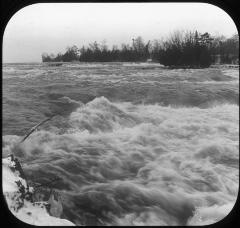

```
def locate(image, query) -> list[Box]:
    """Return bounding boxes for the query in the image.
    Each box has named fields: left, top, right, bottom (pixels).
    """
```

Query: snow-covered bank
left=2, top=155, right=75, bottom=226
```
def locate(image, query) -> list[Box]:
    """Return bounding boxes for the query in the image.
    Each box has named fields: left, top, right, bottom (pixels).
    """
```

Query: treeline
left=42, top=37, right=150, bottom=62
left=156, top=31, right=214, bottom=67
left=42, top=31, right=239, bottom=67
left=211, top=34, right=239, bottom=64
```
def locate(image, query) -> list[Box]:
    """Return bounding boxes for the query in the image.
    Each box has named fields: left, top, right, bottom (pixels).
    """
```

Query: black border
left=1, top=0, right=239, bottom=227
left=1, top=0, right=240, bottom=41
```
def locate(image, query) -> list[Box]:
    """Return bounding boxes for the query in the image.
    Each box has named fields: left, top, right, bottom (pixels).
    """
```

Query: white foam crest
left=222, top=69, right=239, bottom=80
left=2, top=97, right=238, bottom=225
left=187, top=203, right=235, bottom=225
left=69, top=96, right=139, bottom=133
left=113, top=210, right=172, bottom=225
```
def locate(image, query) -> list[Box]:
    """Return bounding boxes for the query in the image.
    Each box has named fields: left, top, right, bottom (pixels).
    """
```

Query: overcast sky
left=3, top=3, right=238, bottom=63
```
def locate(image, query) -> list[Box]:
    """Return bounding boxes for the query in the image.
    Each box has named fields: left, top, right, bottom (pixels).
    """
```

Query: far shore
left=3, top=62, right=239, bottom=69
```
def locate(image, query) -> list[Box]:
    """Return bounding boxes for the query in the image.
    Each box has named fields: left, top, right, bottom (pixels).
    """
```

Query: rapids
left=2, top=62, right=239, bottom=225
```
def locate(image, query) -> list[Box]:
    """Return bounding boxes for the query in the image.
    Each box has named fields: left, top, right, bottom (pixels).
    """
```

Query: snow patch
left=2, top=155, right=75, bottom=226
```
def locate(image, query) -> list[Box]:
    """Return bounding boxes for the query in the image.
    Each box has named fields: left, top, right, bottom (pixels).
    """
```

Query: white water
left=2, top=63, right=239, bottom=225
left=3, top=96, right=238, bottom=225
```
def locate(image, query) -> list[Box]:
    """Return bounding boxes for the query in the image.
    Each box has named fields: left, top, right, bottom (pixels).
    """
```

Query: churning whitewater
left=2, top=63, right=239, bottom=225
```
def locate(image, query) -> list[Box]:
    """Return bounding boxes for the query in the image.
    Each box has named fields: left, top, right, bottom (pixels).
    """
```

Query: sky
left=3, top=3, right=238, bottom=63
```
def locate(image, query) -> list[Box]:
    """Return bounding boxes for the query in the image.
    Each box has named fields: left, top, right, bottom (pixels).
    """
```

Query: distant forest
left=42, top=30, right=239, bottom=68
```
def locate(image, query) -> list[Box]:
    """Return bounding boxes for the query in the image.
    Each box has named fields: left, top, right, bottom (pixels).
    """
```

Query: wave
left=69, top=97, right=140, bottom=133
left=187, top=203, right=235, bottom=225
left=2, top=97, right=238, bottom=225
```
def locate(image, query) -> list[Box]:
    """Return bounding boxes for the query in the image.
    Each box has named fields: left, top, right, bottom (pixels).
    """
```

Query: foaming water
left=2, top=63, right=239, bottom=225
left=3, top=97, right=238, bottom=225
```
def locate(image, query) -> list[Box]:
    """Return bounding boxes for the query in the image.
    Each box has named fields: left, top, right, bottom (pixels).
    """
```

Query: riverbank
left=2, top=155, right=75, bottom=226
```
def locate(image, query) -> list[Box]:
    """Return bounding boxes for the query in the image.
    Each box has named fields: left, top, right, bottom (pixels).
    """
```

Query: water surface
left=2, top=62, right=239, bottom=225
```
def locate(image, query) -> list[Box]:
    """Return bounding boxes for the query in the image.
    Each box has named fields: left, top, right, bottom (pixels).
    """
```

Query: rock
left=2, top=154, right=75, bottom=226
